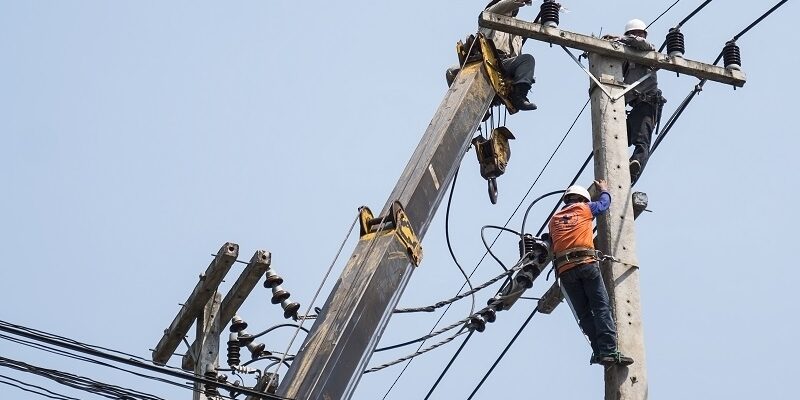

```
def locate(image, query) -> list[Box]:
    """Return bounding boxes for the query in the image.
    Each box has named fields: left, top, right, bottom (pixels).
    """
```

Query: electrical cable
left=422, top=331, right=474, bottom=400
left=658, top=0, right=713, bottom=52
left=520, top=190, right=567, bottom=236
left=535, top=151, right=594, bottom=237
left=250, top=324, right=310, bottom=340
left=266, top=213, right=360, bottom=389
left=0, top=373, right=80, bottom=400
left=363, top=330, right=468, bottom=374
left=0, top=333, right=201, bottom=395
left=480, top=225, right=522, bottom=271
left=466, top=309, right=540, bottom=400
left=0, top=356, right=168, bottom=400
left=648, top=0, right=682, bottom=29
left=392, top=265, right=518, bottom=314
left=445, top=167, right=476, bottom=316
left=0, top=320, right=290, bottom=400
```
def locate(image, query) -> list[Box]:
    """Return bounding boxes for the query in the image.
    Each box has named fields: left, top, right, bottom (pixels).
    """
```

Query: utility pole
left=152, top=244, right=273, bottom=400
left=588, top=52, right=646, bottom=398
left=478, top=11, right=746, bottom=400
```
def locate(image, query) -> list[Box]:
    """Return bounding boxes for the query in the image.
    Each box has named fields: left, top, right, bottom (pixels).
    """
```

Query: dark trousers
left=560, top=262, right=617, bottom=355
left=500, top=53, right=535, bottom=86
left=627, top=100, right=663, bottom=182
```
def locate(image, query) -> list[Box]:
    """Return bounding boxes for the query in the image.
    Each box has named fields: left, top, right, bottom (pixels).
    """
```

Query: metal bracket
left=477, top=34, right=517, bottom=114
left=358, top=202, right=423, bottom=266
left=562, top=45, right=655, bottom=103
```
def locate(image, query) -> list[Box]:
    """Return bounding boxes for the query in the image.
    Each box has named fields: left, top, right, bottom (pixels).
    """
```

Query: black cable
left=520, top=190, right=567, bottom=236
left=535, top=151, right=594, bottom=236
left=0, top=373, right=79, bottom=400
left=648, top=0, right=682, bottom=29
left=251, top=323, right=310, bottom=340
left=658, top=0, right=714, bottom=52
left=733, top=0, right=788, bottom=41
left=0, top=320, right=291, bottom=400
left=0, top=356, right=168, bottom=400
left=422, top=331, right=475, bottom=400
left=480, top=225, right=521, bottom=271
left=445, top=167, right=476, bottom=315
left=466, top=309, right=540, bottom=400
left=0, top=333, right=199, bottom=394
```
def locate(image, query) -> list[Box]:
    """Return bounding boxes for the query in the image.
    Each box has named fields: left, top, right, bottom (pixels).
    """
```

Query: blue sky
left=1, top=1, right=798, bottom=399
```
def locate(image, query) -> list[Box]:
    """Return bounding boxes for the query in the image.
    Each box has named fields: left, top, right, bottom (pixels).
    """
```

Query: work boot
left=597, top=352, right=635, bottom=367
left=510, top=83, right=537, bottom=111
left=446, top=67, right=461, bottom=87
left=629, top=160, right=642, bottom=184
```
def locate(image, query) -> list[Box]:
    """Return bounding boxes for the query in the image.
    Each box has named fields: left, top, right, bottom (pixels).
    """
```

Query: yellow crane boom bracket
left=477, top=35, right=517, bottom=114
left=455, top=34, right=518, bottom=114
left=358, top=202, right=423, bottom=267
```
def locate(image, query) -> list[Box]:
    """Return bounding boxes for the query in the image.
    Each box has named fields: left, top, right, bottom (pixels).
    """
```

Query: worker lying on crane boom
left=447, top=0, right=537, bottom=111
left=481, top=0, right=537, bottom=110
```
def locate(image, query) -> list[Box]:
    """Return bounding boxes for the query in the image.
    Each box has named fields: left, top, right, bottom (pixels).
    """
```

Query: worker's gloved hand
left=594, top=179, right=608, bottom=192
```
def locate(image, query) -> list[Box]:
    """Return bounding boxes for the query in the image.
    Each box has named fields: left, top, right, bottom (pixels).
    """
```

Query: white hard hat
left=625, top=19, right=647, bottom=34
left=564, top=185, right=591, bottom=202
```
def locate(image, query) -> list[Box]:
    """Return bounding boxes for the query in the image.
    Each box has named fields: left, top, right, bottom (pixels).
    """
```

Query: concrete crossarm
left=479, top=12, right=746, bottom=87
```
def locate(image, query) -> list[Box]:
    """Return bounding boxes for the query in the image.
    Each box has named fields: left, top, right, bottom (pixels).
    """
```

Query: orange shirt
left=548, top=203, right=596, bottom=275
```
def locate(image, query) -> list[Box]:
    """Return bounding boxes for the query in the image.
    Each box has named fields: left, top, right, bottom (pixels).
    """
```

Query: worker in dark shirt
left=604, top=19, right=667, bottom=184
left=548, top=180, right=633, bottom=366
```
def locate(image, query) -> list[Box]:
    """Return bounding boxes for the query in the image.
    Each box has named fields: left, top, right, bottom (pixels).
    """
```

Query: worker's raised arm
left=589, top=179, right=611, bottom=216
left=485, top=0, right=531, bottom=16
left=617, top=35, right=655, bottom=51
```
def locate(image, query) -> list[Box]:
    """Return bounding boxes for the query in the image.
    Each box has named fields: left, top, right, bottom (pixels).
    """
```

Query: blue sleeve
left=589, top=191, right=611, bottom=216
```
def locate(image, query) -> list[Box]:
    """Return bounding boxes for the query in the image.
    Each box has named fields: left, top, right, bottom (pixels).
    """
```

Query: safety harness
left=553, top=247, right=597, bottom=271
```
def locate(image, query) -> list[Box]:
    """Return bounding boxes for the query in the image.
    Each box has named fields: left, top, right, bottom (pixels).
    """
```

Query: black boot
left=511, top=83, right=537, bottom=111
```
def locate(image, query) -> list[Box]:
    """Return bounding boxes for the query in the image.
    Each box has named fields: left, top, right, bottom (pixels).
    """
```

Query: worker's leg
left=559, top=265, right=599, bottom=355
left=626, top=101, right=656, bottom=183
left=500, top=54, right=535, bottom=86
left=445, top=65, right=460, bottom=87
left=501, top=54, right=537, bottom=111
left=581, top=262, right=617, bottom=355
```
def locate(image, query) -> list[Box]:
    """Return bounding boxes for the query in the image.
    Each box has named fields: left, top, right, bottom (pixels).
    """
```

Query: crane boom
left=278, top=62, right=497, bottom=400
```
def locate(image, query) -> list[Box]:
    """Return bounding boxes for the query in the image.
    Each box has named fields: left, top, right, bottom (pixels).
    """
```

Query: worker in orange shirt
left=548, top=180, right=633, bottom=366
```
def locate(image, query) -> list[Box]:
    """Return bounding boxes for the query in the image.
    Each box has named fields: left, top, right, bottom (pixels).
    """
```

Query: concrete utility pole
left=478, top=11, right=746, bottom=400
left=588, top=52, right=646, bottom=398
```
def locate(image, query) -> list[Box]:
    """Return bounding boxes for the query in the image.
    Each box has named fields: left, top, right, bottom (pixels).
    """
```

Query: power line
left=0, top=373, right=80, bottom=400
left=0, top=356, right=167, bottom=400
left=658, top=0, right=714, bottom=52
left=466, top=308, right=540, bottom=399
left=423, top=331, right=474, bottom=400
left=0, top=320, right=291, bottom=400
left=648, top=0, right=682, bottom=29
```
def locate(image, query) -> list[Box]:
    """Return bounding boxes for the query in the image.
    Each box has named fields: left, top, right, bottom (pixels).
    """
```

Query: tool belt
left=553, top=247, right=597, bottom=268
left=631, top=89, right=667, bottom=106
